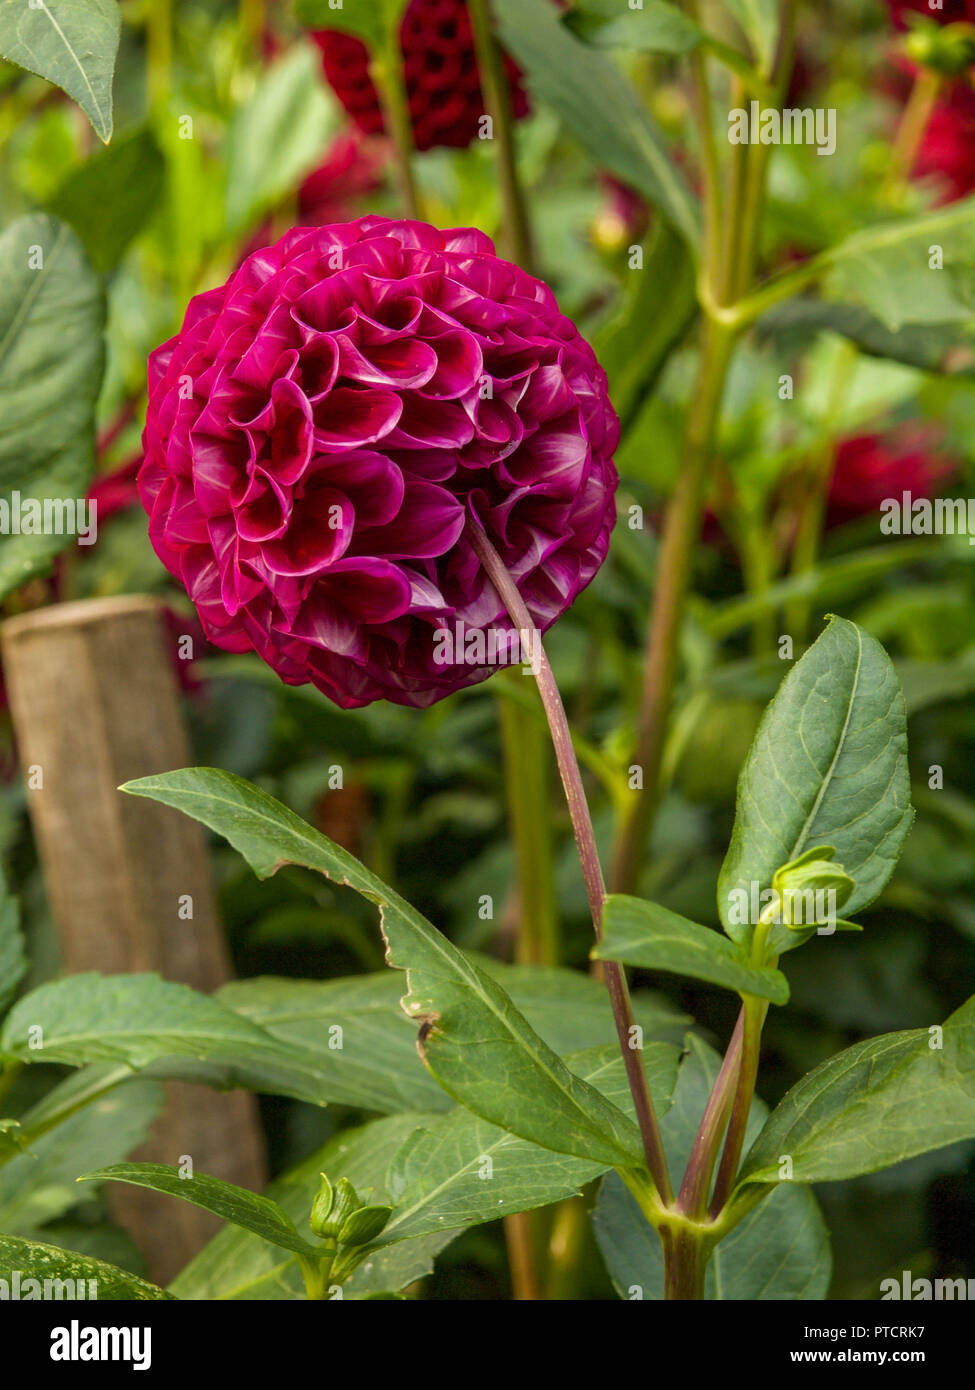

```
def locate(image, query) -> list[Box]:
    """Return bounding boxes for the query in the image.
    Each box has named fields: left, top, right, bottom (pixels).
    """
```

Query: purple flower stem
left=468, top=521, right=673, bottom=1204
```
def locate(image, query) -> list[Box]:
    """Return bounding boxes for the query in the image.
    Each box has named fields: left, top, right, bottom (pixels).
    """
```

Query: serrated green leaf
left=0, top=0, right=120, bottom=141
left=379, top=1042, right=679, bottom=1245
left=0, top=972, right=336, bottom=1107
left=718, top=616, right=913, bottom=954
left=0, top=214, right=104, bottom=600
left=822, top=198, right=975, bottom=332
left=217, top=960, right=684, bottom=1117
left=0, top=1231, right=171, bottom=1299
left=80, top=1163, right=317, bottom=1257
left=593, top=1036, right=832, bottom=1299
left=595, top=896, right=789, bottom=1003
left=759, top=298, right=975, bottom=377
left=122, top=768, right=647, bottom=1168
left=0, top=1080, right=161, bottom=1233
left=739, top=995, right=975, bottom=1186
left=493, top=0, right=700, bottom=246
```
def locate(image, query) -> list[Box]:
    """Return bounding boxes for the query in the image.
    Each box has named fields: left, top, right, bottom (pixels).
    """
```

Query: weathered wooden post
left=0, top=595, right=266, bottom=1284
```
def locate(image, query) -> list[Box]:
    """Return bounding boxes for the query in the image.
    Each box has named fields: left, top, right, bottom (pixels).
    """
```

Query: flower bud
left=772, top=847, right=855, bottom=930
left=338, top=1204, right=393, bottom=1248
left=310, top=1174, right=361, bottom=1241
left=904, top=20, right=975, bottom=76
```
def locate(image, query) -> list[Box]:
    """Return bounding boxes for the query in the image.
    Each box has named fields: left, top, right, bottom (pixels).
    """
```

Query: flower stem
left=609, top=316, right=735, bottom=895
left=498, top=676, right=560, bottom=965
left=370, top=35, right=420, bottom=219
left=677, top=1010, right=744, bottom=1219
left=662, top=1224, right=707, bottom=1301
left=710, top=910, right=778, bottom=1215
left=468, top=522, right=672, bottom=1204
left=467, top=0, right=534, bottom=271
left=888, top=66, right=942, bottom=196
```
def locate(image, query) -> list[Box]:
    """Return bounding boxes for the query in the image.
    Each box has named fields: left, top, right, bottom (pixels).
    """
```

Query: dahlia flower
left=139, top=217, right=619, bottom=709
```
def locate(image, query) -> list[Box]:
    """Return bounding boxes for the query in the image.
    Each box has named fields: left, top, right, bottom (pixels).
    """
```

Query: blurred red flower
left=828, top=428, right=956, bottom=524
left=298, top=130, right=389, bottom=225
left=311, top=0, right=529, bottom=152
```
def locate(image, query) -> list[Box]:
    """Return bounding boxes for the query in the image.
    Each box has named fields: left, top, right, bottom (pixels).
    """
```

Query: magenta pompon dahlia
left=139, top=216, right=619, bottom=709
left=311, top=0, right=529, bottom=152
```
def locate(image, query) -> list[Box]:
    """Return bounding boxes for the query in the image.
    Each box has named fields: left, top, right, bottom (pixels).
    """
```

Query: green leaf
left=217, top=961, right=685, bottom=1117
left=0, top=214, right=104, bottom=600
left=122, top=768, right=645, bottom=1169
left=0, top=972, right=337, bottom=1107
left=739, top=994, right=975, bottom=1186
left=380, top=1042, right=679, bottom=1245
left=0, top=0, right=120, bottom=142
left=759, top=298, right=975, bottom=378
left=822, top=198, right=975, bottom=332
left=0, top=1080, right=161, bottom=1233
left=295, top=0, right=408, bottom=48
left=593, top=1036, right=832, bottom=1299
left=565, top=1, right=702, bottom=55
left=492, top=0, right=700, bottom=247
left=722, top=0, right=778, bottom=75
left=225, top=45, right=338, bottom=232
left=0, top=867, right=26, bottom=1017
left=718, top=616, right=913, bottom=954
left=169, top=1114, right=448, bottom=1300
left=594, top=896, right=789, bottom=1003
left=80, top=1162, right=318, bottom=1257
left=593, top=221, right=698, bottom=436
left=46, top=127, right=164, bottom=272
left=0, top=1231, right=172, bottom=1299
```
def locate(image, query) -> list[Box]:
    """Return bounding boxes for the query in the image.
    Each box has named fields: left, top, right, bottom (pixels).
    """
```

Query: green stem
left=146, top=0, right=172, bottom=112
left=662, top=1223, right=707, bottom=1300
left=677, top=1010, right=744, bottom=1219
left=609, top=317, right=735, bottom=895
left=467, top=0, right=534, bottom=271
left=887, top=66, right=942, bottom=196
left=710, top=908, right=778, bottom=1215
left=498, top=677, right=560, bottom=966
left=469, top=523, right=673, bottom=1204
left=370, top=39, right=420, bottom=219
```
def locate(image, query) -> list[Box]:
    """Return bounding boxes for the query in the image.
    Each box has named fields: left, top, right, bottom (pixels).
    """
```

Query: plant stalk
left=370, top=38, right=420, bottom=219
left=467, top=0, right=534, bottom=271
left=468, top=522, right=672, bottom=1204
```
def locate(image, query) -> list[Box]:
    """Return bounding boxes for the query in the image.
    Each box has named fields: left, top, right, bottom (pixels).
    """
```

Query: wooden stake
left=1, top=596, right=266, bottom=1284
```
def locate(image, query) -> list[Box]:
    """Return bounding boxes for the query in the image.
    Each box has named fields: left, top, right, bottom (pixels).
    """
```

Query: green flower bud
left=904, top=20, right=975, bottom=77
left=310, top=1174, right=361, bottom=1240
left=772, top=847, right=855, bottom=930
left=309, top=1172, right=335, bottom=1239
left=338, top=1204, right=393, bottom=1248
